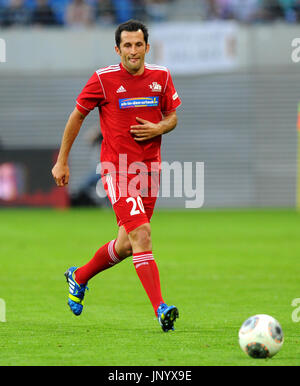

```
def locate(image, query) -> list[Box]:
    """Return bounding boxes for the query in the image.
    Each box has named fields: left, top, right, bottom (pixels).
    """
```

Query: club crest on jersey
left=119, top=97, right=159, bottom=109
left=149, top=82, right=162, bottom=92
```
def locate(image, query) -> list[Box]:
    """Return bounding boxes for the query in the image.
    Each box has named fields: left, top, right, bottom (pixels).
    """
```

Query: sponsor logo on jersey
left=149, top=82, right=162, bottom=92
left=119, top=97, right=159, bottom=109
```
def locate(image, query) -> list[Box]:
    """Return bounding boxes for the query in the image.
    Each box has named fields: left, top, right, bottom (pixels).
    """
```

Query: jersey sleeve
left=76, top=72, right=105, bottom=116
left=161, top=71, right=181, bottom=115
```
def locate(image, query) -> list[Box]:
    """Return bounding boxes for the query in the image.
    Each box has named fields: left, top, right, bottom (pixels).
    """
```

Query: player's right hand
left=52, top=163, right=70, bottom=187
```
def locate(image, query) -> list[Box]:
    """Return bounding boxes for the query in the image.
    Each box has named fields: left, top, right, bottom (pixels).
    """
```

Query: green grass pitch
left=0, top=208, right=300, bottom=366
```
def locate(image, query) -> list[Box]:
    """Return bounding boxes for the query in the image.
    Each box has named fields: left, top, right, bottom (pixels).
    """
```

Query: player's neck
left=122, top=62, right=145, bottom=76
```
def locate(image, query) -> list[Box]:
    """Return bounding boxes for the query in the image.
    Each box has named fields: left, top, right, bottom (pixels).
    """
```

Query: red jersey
left=76, top=62, right=181, bottom=174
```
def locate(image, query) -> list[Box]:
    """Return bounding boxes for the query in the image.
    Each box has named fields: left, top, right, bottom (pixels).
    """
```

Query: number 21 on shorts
left=126, top=196, right=145, bottom=216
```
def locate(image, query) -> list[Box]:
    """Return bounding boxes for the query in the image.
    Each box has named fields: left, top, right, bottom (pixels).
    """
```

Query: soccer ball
left=238, top=314, right=284, bottom=358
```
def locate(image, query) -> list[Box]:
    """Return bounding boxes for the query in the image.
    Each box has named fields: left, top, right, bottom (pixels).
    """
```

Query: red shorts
left=101, top=172, right=160, bottom=234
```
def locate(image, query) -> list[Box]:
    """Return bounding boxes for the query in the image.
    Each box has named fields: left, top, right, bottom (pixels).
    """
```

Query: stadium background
left=0, top=0, right=299, bottom=209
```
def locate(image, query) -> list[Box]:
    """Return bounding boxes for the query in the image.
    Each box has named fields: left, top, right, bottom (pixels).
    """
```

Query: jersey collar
left=120, top=62, right=146, bottom=78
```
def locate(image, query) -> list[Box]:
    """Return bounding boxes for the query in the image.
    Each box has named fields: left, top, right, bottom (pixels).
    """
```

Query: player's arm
left=130, top=111, right=178, bottom=142
left=52, top=107, right=86, bottom=186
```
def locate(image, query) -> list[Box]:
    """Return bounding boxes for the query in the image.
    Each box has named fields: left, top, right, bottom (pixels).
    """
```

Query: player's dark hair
left=115, top=19, right=149, bottom=48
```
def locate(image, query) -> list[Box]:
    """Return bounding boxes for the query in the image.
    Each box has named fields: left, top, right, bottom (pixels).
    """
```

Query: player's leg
left=65, top=178, right=133, bottom=317
left=65, top=173, right=132, bottom=316
left=71, top=172, right=133, bottom=287
left=75, top=226, right=131, bottom=285
left=128, top=222, right=162, bottom=313
left=128, top=221, right=178, bottom=331
left=65, top=227, right=132, bottom=316
left=115, top=225, right=133, bottom=258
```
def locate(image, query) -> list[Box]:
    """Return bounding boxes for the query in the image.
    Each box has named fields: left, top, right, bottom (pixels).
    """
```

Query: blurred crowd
left=0, top=0, right=300, bottom=28
left=208, top=0, right=300, bottom=23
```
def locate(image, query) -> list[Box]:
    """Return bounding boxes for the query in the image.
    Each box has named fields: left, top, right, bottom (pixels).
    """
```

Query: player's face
left=115, top=30, right=150, bottom=75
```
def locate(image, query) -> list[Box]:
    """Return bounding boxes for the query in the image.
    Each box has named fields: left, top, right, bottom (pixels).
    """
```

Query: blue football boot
left=64, top=267, right=88, bottom=316
left=157, top=303, right=179, bottom=332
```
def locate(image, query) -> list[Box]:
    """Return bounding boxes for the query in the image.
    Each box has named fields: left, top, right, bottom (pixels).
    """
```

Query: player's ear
left=115, top=45, right=121, bottom=56
left=146, top=43, right=150, bottom=54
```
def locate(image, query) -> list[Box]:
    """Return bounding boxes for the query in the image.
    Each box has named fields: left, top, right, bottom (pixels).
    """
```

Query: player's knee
left=129, top=223, right=152, bottom=251
left=117, top=240, right=133, bottom=258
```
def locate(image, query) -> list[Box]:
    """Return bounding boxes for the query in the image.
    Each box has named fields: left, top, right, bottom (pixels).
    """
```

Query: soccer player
left=52, top=19, right=182, bottom=332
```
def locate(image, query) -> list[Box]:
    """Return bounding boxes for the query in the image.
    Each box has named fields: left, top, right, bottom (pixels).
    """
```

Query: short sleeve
left=76, top=72, right=105, bottom=116
left=161, top=71, right=181, bottom=115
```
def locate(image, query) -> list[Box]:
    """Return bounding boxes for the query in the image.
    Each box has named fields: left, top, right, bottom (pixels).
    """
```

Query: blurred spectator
left=228, top=0, right=261, bottom=22
left=1, top=0, right=31, bottom=27
left=31, top=0, right=58, bottom=26
left=94, top=0, right=116, bottom=25
left=111, top=0, right=133, bottom=23
left=259, top=0, right=285, bottom=21
left=278, top=0, right=298, bottom=21
left=294, top=0, right=300, bottom=21
left=132, top=0, right=147, bottom=20
left=48, top=0, right=71, bottom=25
left=208, top=0, right=232, bottom=19
left=146, top=0, right=169, bottom=22
left=203, top=0, right=219, bottom=19
left=0, top=5, right=4, bottom=25
left=209, top=0, right=288, bottom=21
left=66, top=0, right=94, bottom=27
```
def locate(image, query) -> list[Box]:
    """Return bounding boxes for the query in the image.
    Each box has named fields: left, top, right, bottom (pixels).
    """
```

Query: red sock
left=133, top=251, right=164, bottom=316
left=75, top=240, right=122, bottom=284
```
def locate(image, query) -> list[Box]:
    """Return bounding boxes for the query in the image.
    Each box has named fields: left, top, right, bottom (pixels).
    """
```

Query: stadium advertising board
left=151, top=22, right=238, bottom=75
left=0, top=149, right=69, bottom=208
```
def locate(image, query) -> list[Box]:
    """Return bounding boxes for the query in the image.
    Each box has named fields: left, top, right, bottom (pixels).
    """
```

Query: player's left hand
left=130, top=117, right=162, bottom=141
